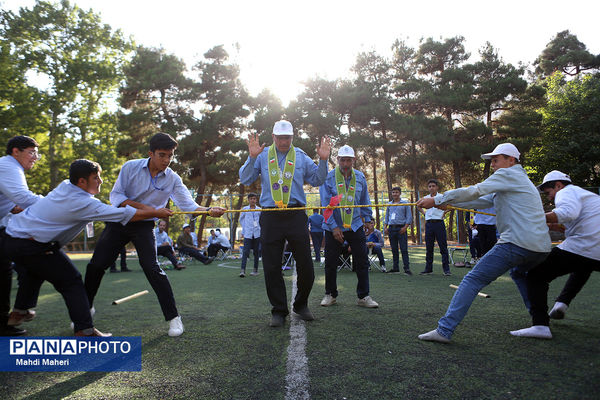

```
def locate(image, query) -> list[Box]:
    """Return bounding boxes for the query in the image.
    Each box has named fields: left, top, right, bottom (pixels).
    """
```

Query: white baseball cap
left=337, top=145, right=355, bottom=158
left=481, top=143, right=520, bottom=161
left=537, top=170, right=571, bottom=190
left=182, top=223, right=190, bottom=229
left=273, top=120, right=294, bottom=136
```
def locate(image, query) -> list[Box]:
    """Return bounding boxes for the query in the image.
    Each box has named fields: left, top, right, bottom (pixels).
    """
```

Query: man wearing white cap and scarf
left=319, top=145, right=378, bottom=309
left=239, top=120, right=331, bottom=327
left=510, top=170, right=600, bottom=339
left=416, top=143, right=551, bottom=343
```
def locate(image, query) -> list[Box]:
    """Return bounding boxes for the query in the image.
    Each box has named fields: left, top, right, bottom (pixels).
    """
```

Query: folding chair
left=281, top=251, right=295, bottom=271
left=368, top=252, right=385, bottom=272
left=337, top=254, right=352, bottom=272
left=449, top=246, right=469, bottom=267
left=157, top=256, right=174, bottom=270
left=215, top=247, right=232, bottom=261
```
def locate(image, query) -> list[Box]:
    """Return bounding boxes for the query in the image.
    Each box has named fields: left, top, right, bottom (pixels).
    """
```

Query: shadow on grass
left=18, top=335, right=169, bottom=400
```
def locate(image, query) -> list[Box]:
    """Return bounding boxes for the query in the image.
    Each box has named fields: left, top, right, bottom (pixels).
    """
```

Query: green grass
left=1, top=248, right=599, bottom=399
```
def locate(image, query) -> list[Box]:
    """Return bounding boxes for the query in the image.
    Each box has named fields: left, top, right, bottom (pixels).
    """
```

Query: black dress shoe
left=293, top=306, right=315, bottom=321
left=121, top=267, right=132, bottom=272
left=0, top=325, right=26, bottom=336
left=386, top=269, right=401, bottom=273
left=109, top=268, right=119, bottom=273
left=269, top=314, right=286, bottom=327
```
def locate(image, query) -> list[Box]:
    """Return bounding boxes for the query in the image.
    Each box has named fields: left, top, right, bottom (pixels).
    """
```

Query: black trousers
left=208, top=243, right=228, bottom=257
left=324, top=228, right=370, bottom=299
left=477, top=224, right=497, bottom=256
left=110, top=246, right=128, bottom=270
left=157, top=245, right=179, bottom=268
left=4, top=236, right=93, bottom=331
left=424, top=220, right=449, bottom=272
left=310, top=231, right=323, bottom=262
left=260, top=210, right=314, bottom=316
left=85, top=221, right=178, bottom=321
left=179, top=246, right=209, bottom=263
left=0, top=231, right=12, bottom=325
left=527, top=247, right=600, bottom=326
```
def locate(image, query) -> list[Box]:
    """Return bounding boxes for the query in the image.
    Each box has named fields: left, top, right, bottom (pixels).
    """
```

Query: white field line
left=285, top=265, right=310, bottom=400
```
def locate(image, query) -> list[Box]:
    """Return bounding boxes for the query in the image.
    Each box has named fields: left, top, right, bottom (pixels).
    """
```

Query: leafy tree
left=118, top=46, right=194, bottom=157
left=1, top=0, right=132, bottom=190
left=529, top=72, right=600, bottom=186
left=535, top=30, right=600, bottom=77
left=468, top=43, right=527, bottom=176
left=177, top=45, right=250, bottom=244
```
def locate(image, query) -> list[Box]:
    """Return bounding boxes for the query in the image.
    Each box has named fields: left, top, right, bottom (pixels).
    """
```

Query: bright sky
left=2, top=0, right=600, bottom=105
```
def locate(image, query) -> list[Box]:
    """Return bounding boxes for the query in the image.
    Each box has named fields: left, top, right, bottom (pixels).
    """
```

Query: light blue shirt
left=308, top=213, right=324, bottom=233
left=435, top=164, right=551, bottom=253
left=7, top=180, right=136, bottom=246
left=110, top=158, right=200, bottom=218
left=320, top=168, right=372, bottom=232
left=384, top=200, right=413, bottom=226
left=0, top=155, right=43, bottom=226
left=154, top=228, right=173, bottom=247
left=207, top=235, right=216, bottom=246
left=214, top=233, right=231, bottom=248
left=239, top=147, right=327, bottom=207
left=239, top=205, right=261, bottom=238
left=473, top=207, right=496, bottom=225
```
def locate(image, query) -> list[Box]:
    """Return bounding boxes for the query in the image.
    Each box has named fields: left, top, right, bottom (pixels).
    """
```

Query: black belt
left=264, top=203, right=304, bottom=209
left=389, top=224, right=405, bottom=228
left=427, top=219, right=444, bottom=222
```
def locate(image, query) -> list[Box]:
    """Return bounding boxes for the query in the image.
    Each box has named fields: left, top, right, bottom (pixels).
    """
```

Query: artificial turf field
left=1, top=247, right=599, bottom=399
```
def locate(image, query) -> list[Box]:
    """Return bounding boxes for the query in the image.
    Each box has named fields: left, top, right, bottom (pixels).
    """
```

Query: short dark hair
left=313, top=209, right=319, bottom=214
left=216, top=228, right=221, bottom=232
left=247, top=192, right=258, bottom=199
left=6, top=135, right=39, bottom=155
left=149, top=133, right=178, bottom=152
left=391, top=187, right=401, bottom=192
left=210, top=229, right=215, bottom=233
left=540, top=180, right=572, bottom=191
left=69, top=159, right=101, bottom=184
left=427, top=179, right=440, bottom=187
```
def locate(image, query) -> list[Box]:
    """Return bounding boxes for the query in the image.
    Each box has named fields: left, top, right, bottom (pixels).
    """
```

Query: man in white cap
left=416, top=143, right=551, bottom=343
left=177, top=223, right=213, bottom=265
left=239, top=120, right=331, bottom=327
left=510, top=170, right=600, bottom=339
left=319, top=145, right=378, bottom=309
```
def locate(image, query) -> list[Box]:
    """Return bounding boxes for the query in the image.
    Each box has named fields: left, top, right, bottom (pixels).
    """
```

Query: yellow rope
left=172, top=203, right=496, bottom=216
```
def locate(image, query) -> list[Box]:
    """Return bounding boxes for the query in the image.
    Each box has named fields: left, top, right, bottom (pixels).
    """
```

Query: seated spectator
left=177, top=224, right=213, bottom=265
left=155, top=220, right=184, bottom=270
left=364, top=221, right=386, bottom=272
left=207, top=228, right=231, bottom=257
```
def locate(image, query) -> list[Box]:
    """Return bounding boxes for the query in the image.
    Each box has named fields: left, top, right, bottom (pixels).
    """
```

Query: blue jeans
left=388, top=228, right=410, bottom=271
left=241, top=237, right=260, bottom=271
left=437, top=243, right=548, bottom=339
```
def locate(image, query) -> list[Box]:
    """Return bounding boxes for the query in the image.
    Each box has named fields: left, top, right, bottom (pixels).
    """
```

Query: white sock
left=510, top=325, right=552, bottom=339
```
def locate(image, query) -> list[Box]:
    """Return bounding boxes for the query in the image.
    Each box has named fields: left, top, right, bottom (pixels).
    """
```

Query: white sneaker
left=357, top=295, right=378, bottom=308
left=250, top=270, right=259, bottom=276
left=469, top=258, right=477, bottom=264
left=320, top=294, right=336, bottom=307
left=549, top=301, right=568, bottom=319
left=418, top=329, right=451, bottom=343
left=510, top=325, right=552, bottom=339
left=70, top=306, right=96, bottom=330
left=168, top=316, right=184, bottom=337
